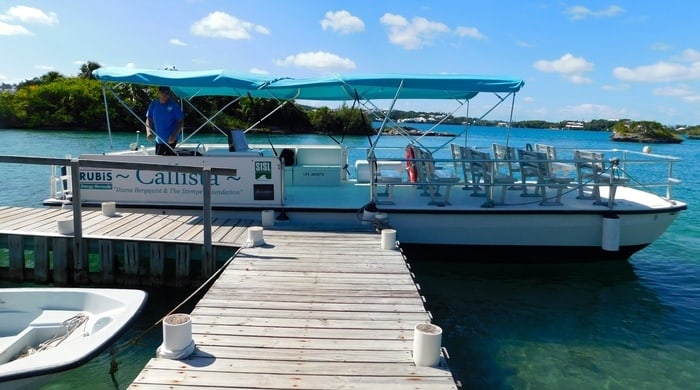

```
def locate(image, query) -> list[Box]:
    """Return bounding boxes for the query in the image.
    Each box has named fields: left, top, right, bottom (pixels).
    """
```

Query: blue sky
left=1, top=1, right=699, bottom=125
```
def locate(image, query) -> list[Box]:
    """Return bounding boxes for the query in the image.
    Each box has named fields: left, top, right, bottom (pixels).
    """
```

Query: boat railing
left=362, top=145, right=682, bottom=205
left=568, top=148, right=682, bottom=199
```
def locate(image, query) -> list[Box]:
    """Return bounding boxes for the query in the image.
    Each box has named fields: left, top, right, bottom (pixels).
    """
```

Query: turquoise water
left=0, top=127, right=698, bottom=389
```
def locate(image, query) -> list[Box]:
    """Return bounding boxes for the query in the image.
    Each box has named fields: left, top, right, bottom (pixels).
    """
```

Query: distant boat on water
left=564, top=121, right=585, bottom=129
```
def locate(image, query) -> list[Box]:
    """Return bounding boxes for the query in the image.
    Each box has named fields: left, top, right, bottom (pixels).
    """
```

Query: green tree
left=0, top=91, right=19, bottom=127
left=79, top=61, right=102, bottom=80
left=3, top=77, right=103, bottom=129
left=308, top=105, right=374, bottom=135
left=16, top=71, right=65, bottom=89
left=612, top=120, right=683, bottom=143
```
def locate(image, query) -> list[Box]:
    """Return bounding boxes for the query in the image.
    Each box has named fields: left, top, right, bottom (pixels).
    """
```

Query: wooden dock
left=130, top=226, right=459, bottom=389
left=0, top=206, right=249, bottom=286
left=0, top=205, right=459, bottom=387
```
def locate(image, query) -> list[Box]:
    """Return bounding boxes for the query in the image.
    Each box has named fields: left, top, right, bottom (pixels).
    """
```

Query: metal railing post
left=70, top=158, right=88, bottom=283
left=202, top=167, right=213, bottom=278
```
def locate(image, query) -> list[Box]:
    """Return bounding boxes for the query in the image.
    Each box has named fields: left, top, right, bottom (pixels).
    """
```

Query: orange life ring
left=405, top=145, right=418, bottom=182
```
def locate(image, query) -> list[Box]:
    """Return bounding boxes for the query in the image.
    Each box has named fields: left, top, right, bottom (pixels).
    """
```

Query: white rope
left=13, top=313, right=90, bottom=360
left=37, top=313, right=90, bottom=351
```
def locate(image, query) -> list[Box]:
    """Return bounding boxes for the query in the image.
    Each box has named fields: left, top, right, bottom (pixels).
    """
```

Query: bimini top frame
left=93, top=67, right=525, bottom=151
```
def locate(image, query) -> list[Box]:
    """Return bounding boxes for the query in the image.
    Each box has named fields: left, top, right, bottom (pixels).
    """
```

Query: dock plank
left=188, top=315, right=424, bottom=330
left=131, top=228, right=456, bottom=389
left=132, top=370, right=455, bottom=390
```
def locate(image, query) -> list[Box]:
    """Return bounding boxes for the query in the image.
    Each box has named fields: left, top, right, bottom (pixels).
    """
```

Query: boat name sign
left=76, top=157, right=283, bottom=206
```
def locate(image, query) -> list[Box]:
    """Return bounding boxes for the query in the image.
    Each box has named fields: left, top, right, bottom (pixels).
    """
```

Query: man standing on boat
left=145, top=86, right=184, bottom=155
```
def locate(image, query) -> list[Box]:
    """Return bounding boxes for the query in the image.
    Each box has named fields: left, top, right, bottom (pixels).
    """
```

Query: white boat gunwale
left=0, top=287, right=147, bottom=385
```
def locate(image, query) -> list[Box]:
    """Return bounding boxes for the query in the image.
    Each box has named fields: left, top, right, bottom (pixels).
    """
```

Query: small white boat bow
left=0, top=287, right=147, bottom=389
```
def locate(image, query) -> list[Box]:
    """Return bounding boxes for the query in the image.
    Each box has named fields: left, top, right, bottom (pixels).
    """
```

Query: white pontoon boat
left=43, top=68, right=687, bottom=262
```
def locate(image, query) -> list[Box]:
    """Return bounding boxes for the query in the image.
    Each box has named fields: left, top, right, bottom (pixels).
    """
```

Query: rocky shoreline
left=610, top=120, right=683, bottom=144
left=381, top=126, right=454, bottom=137
left=610, top=132, right=683, bottom=144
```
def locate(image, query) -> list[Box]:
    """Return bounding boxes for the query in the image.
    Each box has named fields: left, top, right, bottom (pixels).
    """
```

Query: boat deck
left=130, top=226, right=459, bottom=389
left=284, top=180, right=676, bottom=212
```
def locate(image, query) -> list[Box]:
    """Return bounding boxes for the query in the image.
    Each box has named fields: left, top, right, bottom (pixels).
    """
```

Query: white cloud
left=653, top=84, right=694, bottom=97
left=681, top=49, right=700, bottom=62
left=455, top=26, right=486, bottom=40
left=169, top=38, right=187, bottom=46
left=249, top=67, right=269, bottom=75
left=380, top=13, right=449, bottom=50
left=650, top=42, right=672, bottom=51
left=533, top=53, right=594, bottom=83
left=682, top=95, right=700, bottom=103
left=613, top=61, right=700, bottom=82
left=601, top=83, right=629, bottom=91
left=35, top=64, right=53, bottom=72
left=565, top=5, right=624, bottom=20
left=321, top=10, right=364, bottom=34
left=569, top=74, right=593, bottom=84
left=559, top=103, right=632, bottom=120
left=275, top=51, right=356, bottom=70
left=0, top=6, right=55, bottom=36
left=0, top=5, right=58, bottom=25
left=0, top=21, right=31, bottom=35
left=191, top=11, right=270, bottom=40
left=614, top=48, right=700, bottom=84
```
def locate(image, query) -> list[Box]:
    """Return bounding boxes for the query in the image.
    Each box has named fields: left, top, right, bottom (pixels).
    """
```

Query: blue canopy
left=92, top=67, right=277, bottom=99
left=265, top=74, right=524, bottom=101
left=93, top=67, right=524, bottom=101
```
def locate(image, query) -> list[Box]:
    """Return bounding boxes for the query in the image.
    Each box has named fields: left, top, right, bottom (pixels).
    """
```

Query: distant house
left=398, top=117, right=427, bottom=123
left=565, top=121, right=584, bottom=129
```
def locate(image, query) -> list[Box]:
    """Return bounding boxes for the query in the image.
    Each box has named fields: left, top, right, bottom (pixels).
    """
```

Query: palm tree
left=79, top=61, right=102, bottom=79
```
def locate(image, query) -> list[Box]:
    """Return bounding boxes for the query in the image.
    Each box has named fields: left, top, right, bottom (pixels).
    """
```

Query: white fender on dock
left=381, top=228, right=397, bottom=250
left=246, top=226, right=265, bottom=247
left=413, top=323, right=443, bottom=367
left=56, top=214, right=73, bottom=235
left=261, top=209, right=275, bottom=227
left=101, top=201, right=117, bottom=217
left=361, top=209, right=375, bottom=225
left=157, top=313, right=195, bottom=359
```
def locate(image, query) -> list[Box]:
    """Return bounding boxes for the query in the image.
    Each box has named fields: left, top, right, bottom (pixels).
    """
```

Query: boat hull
left=398, top=242, right=647, bottom=263
left=297, top=206, right=682, bottom=262
left=0, top=288, right=147, bottom=389
left=41, top=143, right=686, bottom=264
left=151, top=204, right=680, bottom=263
